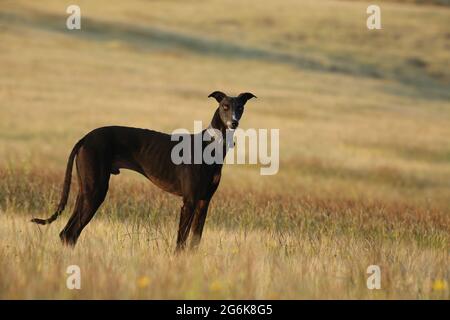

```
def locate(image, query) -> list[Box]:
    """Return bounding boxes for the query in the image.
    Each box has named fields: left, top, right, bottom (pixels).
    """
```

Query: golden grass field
left=0, top=0, right=449, bottom=299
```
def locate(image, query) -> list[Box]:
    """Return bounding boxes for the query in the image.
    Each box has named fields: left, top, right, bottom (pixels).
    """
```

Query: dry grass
left=0, top=212, right=448, bottom=299
left=0, top=0, right=449, bottom=299
left=0, top=169, right=448, bottom=299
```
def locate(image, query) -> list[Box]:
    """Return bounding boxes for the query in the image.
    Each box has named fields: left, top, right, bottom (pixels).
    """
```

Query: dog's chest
left=212, top=172, right=221, bottom=186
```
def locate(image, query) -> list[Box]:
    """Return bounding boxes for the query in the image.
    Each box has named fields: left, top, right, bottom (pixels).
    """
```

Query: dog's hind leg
left=59, top=186, right=108, bottom=246
left=59, top=146, right=110, bottom=246
left=59, top=192, right=82, bottom=245
left=176, top=199, right=196, bottom=251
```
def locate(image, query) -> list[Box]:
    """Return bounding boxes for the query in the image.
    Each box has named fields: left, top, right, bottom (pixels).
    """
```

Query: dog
left=31, top=91, right=256, bottom=250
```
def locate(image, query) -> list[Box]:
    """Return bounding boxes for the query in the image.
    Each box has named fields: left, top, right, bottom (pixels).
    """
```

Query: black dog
left=31, top=91, right=256, bottom=250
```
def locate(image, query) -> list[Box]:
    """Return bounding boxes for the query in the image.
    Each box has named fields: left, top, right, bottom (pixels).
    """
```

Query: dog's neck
left=204, top=108, right=234, bottom=156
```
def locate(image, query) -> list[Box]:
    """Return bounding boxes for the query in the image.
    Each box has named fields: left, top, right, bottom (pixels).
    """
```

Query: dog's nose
left=231, top=121, right=238, bottom=129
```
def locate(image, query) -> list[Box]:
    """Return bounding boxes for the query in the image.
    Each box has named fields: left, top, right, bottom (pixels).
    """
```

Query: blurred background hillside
left=1, top=0, right=449, bottom=206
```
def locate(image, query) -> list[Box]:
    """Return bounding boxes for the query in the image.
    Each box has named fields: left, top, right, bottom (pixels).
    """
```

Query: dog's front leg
left=176, top=199, right=196, bottom=251
left=190, top=200, right=210, bottom=249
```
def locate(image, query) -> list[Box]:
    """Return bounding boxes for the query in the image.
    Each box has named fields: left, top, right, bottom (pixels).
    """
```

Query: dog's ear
left=238, top=92, right=257, bottom=104
left=208, top=91, right=227, bottom=103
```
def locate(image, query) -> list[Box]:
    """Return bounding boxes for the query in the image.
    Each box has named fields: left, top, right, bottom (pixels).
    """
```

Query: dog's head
left=208, top=91, right=256, bottom=130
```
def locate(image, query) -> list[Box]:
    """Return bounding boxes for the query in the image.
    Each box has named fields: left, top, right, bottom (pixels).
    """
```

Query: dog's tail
left=31, top=138, right=85, bottom=225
